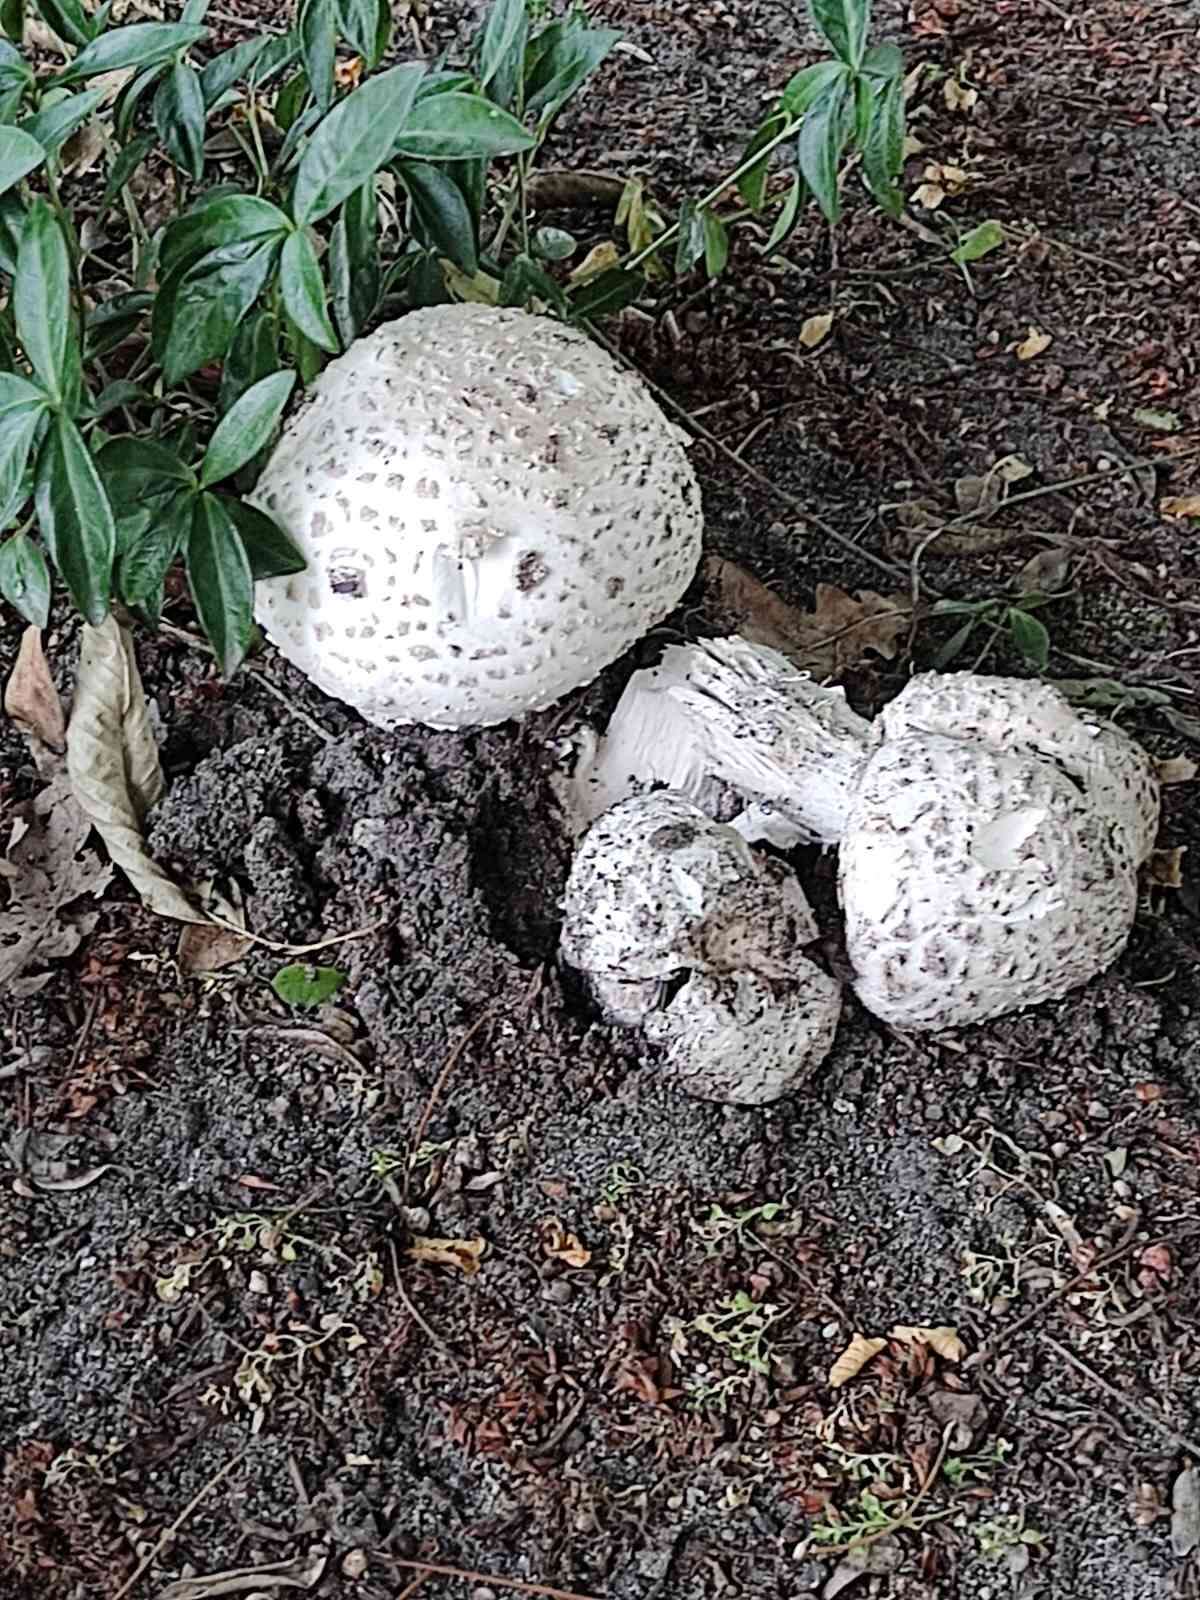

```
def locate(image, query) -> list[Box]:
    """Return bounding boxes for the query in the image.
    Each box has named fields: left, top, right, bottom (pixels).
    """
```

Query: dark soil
left=4, top=2, right=1200, bottom=1599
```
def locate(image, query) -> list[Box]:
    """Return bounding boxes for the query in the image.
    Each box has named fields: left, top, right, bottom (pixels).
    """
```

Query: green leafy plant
left=0, top=0, right=620, bottom=670
left=271, top=961, right=346, bottom=1006
left=930, top=590, right=1067, bottom=673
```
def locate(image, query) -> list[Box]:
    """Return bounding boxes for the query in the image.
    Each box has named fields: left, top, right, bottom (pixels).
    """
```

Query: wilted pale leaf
left=1172, top=1467, right=1200, bottom=1558
left=540, top=1217, right=591, bottom=1268
left=890, top=1324, right=966, bottom=1362
left=178, top=882, right=252, bottom=974
left=1156, top=756, right=1198, bottom=785
left=828, top=1333, right=886, bottom=1389
left=1134, top=407, right=1181, bottom=433
left=1161, top=495, right=1200, bottom=519
left=1015, top=545, right=1072, bottom=595
left=943, top=77, right=977, bottom=112
left=406, top=1236, right=486, bottom=1275
left=799, top=312, right=834, bottom=349
left=66, top=616, right=206, bottom=925
left=993, top=453, right=1034, bottom=483
left=569, top=241, right=620, bottom=284
left=912, top=181, right=945, bottom=209
left=1015, top=327, right=1052, bottom=361
left=4, top=627, right=66, bottom=752
left=1149, top=846, right=1187, bottom=888
left=950, top=220, right=1003, bottom=264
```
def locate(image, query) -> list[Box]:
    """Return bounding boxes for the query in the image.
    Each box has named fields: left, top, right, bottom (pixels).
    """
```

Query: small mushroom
left=840, top=672, right=1162, bottom=1030
left=559, top=635, right=873, bottom=845
left=560, top=790, right=842, bottom=1101
left=252, top=304, right=703, bottom=729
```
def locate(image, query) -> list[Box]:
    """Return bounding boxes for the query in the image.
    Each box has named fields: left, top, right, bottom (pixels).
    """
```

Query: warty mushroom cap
left=560, top=791, right=818, bottom=1021
left=643, top=967, right=843, bottom=1106
left=840, top=672, right=1162, bottom=1031
left=251, top=304, right=703, bottom=730
left=559, top=634, right=873, bottom=845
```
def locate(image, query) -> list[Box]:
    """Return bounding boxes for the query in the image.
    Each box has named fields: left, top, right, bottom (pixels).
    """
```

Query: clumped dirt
left=4, top=2, right=1200, bottom=1599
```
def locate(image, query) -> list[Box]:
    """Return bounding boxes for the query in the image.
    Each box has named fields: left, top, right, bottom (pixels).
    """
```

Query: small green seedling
left=271, top=962, right=346, bottom=1007
left=930, top=591, right=1066, bottom=673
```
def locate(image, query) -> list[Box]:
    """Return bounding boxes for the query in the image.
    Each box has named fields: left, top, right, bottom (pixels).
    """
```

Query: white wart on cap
left=251, top=304, right=703, bottom=729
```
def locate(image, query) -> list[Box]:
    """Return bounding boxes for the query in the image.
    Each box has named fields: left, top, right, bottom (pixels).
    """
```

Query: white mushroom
left=839, top=672, right=1161, bottom=1031
left=559, top=635, right=873, bottom=845
left=560, top=790, right=842, bottom=1100
left=251, top=304, right=703, bottom=729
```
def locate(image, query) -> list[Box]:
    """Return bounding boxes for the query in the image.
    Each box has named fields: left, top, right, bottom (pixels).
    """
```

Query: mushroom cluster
left=558, top=639, right=1162, bottom=1101
left=252, top=304, right=703, bottom=730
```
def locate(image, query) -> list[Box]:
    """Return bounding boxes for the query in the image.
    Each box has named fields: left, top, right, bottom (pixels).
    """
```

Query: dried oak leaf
left=828, top=1333, right=887, bottom=1389
left=0, top=768, right=112, bottom=996
left=406, top=1236, right=486, bottom=1275
left=703, top=558, right=910, bottom=677
left=540, top=1217, right=591, bottom=1268
left=890, top=1324, right=966, bottom=1363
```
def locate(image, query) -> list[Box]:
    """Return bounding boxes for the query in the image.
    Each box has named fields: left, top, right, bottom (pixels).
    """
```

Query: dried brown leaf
left=178, top=881, right=251, bottom=973
left=1161, top=494, right=1200, bottom=519
left=703, top=558, right=910, bottom=678
left=4, top=627, right=66, bottom=751
left=406, top=1235, right=487, bottom=1275
left=569, top=241, right=620, bottom=284
left=1149, top=845, right=1186, bottom=888
left=890, top=1324, right=966, bottom=1362
left=943, top=78, right=977, bottom=112
left=828, top=1332, right=886, bottom=1389
left=155, top=1549, right=328, bottom=1600
left=1015, top=545, right=1072, bottom=595
left=1156, top=756, right=1198, bottom=785
left=1015, top=327, right=1052, bottom=361
left=799, top=312, right=834, bottom=349
left=67, top=616, right=205, bottom=925
left=540, top=1217, right=592, bottom=1268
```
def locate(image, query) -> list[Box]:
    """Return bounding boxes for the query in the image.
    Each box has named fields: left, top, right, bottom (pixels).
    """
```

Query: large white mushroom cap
left=840, top=672, right=1162, bottom=1030
left=251, top=304, right=703, bottom=729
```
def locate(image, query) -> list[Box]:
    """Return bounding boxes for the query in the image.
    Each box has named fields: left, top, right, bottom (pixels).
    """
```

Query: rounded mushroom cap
left=251, top=304, right=703, bottom=729
left=643, top=967, right=842, bottom=1105
left=840, top=731, right=1143, bottom=1030
left=561, top=791, right=818, bottom=999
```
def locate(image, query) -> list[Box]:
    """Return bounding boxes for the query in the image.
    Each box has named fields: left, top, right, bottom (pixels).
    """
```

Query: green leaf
left=524, top=22, right=619, bottom=121
left=737, top=112, right=786, bottom=211
left=98, top=436, right=195, bottom=522
left=219, top=306, right=279, bottom=414
left=807, top=0, right=871, bottom=68
left=1008, top=607, right=1050, bottom=671
left=950, top=219, right=1004, bottom=264
left=21, top=87, right=107, bottom=157
left=157, top=236, right=283, bottom=386
left=30, top=0, right=96, bottom=49
left=0, top=127, right=45, bottom=198
left=56, top=22, right=209, bottom=84
left=102, top=132, right=155, bottom=208
left=797, top=77, right=853, bottom=224
left=35, top=413, right=116, bottom=625
left=226, top=497, right=306, bottom=580
left=114, top=61, right=170, bottom=143
left=292, top=62, right=426, bottom=225
left=673, top=197, right=705, bottom=275
left=337, top=0, right=391, bottom=68
left=399, top=158, right=478, bottom=273
left=499, top=251, right=566, bottom=314
left=476, top=0, right=528, bottom=109
left=159, top=194, right=289, bottom=280
left=393, top=91, right=536, bottom=161
left=14, top=199, right=70, bottom=405
left=932, top=616, right=977, bottom=669
left=0, top=0, right=24, bottom=44
left=0, top=371, right=50, bottom=523
left=201, top=369, right=295, bottom=488
left=83, top=379, right=153, bottom=421
left=703, top=211, right=729, bottom=277
left=0, top=533, right=51, bottom=627
left=0, top=191, right=23, bottom=276
left=861, top=41, right=903, bottom=80
left=153, top=61, right=206, bottom=181
left=117, top=489, right=191, bottom=618
left=569, top=265, right=645, bottom=319
left=284, top=309, right=328, bottom=384
left=279, top=228, right=338, bottom=352
left=1133, top=407, right=1181, bottom=432
left=328, top=179, right=379, bottom=345
left=532, top=225, right=575, bottom=261
left=85, top=289, right=152, bottom=360
left=271, top=962, right=347, bottom=1007
left=779, top=59, right=847, bottom=117
left=861, top=72, right=905, bottom=217
left=298, top=0, right=337, bottom=112
left=186, top=489, right=253, bottom=676
left=405, top=249, right=450, bottom=309
left=200, top=34, right=272, bottom=107
left=762, top=171, right=804, bottom=253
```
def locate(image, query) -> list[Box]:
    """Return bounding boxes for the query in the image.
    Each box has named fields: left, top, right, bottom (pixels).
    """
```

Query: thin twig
left=809, top=1424, right=956, bottom=1560
left=386, top=1237, right=463, bottom=1374
left=1044, top=1336, right=1200, bottom=1462
left=112, top=1452, right=245, bottom=1600
left=159, top=622, right=338, bottom=745
left=378, top=1557, right=600, bottom=1600
left=404, top=1008, right=495, bottom=1199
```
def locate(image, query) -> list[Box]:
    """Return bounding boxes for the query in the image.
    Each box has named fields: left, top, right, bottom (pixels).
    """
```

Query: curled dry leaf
left=66, top=616, right=208, bottom=926
left=799, top=312, right=834, bottom=349
left=540, top=1217, right=592, bottom=1268
left=890, top=1324, right=966, bottom=1362
left=178, top=880, right=253, bottom=974
left=155, top=1548, right=329, bottom=1600
left=5, top=628, right=67, bottom=753
left=703, top=558, right=910, bottom=678
left=828, top=1332, right=886, bottom=1389
left=1015, top=327, right=1053, bottom=361
left=943, top=77, right=978, bottom=112
left=1161, top=494, right=1200, bottom=519
left=569, top=241, right=621, bottom=284
left=406, top=1235, right=487, bottom=1276
left=1149, top=846, right=1187, bottom=889
left=1156, top=756, right=1198, bottom=785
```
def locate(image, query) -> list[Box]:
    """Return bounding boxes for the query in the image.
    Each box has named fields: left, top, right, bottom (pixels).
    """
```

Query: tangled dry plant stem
left=379, top=1557, right=600, bottom=1600
left=1045, top=1336, right=1200, bottom=1462
left=112, top=1452, right=245, bottom=1600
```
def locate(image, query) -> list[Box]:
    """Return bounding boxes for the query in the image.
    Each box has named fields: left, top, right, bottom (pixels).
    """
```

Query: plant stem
left=621, top=117, right=800, bottom=275
left=43, top=161, right=90, bottom=342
